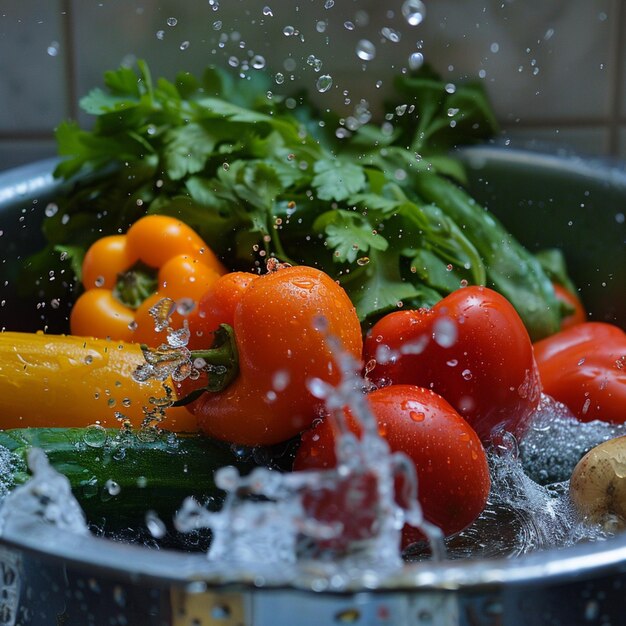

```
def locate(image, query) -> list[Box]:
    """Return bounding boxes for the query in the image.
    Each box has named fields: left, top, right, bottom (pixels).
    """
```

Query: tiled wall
left=1, top=0, right=625, bottom=172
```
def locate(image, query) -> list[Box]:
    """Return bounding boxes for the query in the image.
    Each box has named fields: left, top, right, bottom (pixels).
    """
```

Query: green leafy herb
left=27, top=60, right=562, bottom=338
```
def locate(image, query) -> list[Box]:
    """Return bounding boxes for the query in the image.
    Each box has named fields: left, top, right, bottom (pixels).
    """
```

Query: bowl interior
left=0, top=146, right=625, bottom=593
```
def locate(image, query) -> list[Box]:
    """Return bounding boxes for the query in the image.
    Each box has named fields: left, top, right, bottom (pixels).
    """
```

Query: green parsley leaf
left=312, top=159, right=367, bottom=202
left=345, top=248, right=420, bottom=322
left=313, top=210, right=388, bottom=264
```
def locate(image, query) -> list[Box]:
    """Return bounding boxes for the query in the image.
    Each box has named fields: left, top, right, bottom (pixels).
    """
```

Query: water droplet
left=156, top=30, right=165, bottom=40
left=272, top=370, right=290, bottom=391
left=166, top=17, right=178, bottom=27
left=491, top=429, right=519, bottom=459
left=44, top=203, right=58, bottom=217
left=402, top=0, right=426, bottom=26
left=408, top=52, right=424, bottom=70
left=381, top=27, right=401, bottom=43
left=356, top=39, right=376, bottom=61
left=324, top=0, right=335, bottom=8
left=356, top=257, right=370, bottom=266
left=395, top=104, right=408, bottom=116
left=167, top=324, right=191, bottom=349
left=306, top=55, right=323, bottom=72
left=179, top=40, right=190, bottom=51
left=47, top=41, right=60, bottom=57
left=283, top=58, right=297, bottom=72
left=344, top=21, right=355, bottom=31
left=149, top=297, right=176, bottom=333
left=251, top=55, right=266, bottom=70
left=146, top=510, right=167, bottom=538
left=316, top=20, right=327, bottom=33
left=176, top=298, right=196, bottom=316
left=105, top=480, right=121, bottom=496
left=316, top=74, right=333, bottom=93
left=283, top=25, right=295, bottom=37
left=83, top=425, right=108, bottom=448
left=462, top=369, right=473, bottom=381
left=262, top=6, right=273, bottom=17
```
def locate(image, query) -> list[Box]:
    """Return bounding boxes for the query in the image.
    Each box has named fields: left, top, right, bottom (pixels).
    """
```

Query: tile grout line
left=60, top=0, right=78, bottom=121
left=606, top=0, right=625, bottom=156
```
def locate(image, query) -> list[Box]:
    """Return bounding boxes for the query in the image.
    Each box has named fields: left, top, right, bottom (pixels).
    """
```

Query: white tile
left=408, top=0, right=615, bottom=123
left=68, top=0, right=616, bottom=128
left=70, top=1, right=320, bottom=125
left=0, top=0, right=68, bottom=132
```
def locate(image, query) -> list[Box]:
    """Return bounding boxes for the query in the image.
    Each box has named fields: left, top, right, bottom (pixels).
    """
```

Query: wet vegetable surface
left=178, top=265, right=363, bottom=446
left=534, top=322, right=626, bottom=424
left=363, top=286, right=542, bottom=442
left=71, top=214, right=225, bottom=345
left=294, top=384, right=491, bottom=544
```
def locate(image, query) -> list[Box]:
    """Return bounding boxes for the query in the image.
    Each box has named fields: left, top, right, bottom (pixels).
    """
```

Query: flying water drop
left=316, top=74, right=333, bottom=93
left=402, top=0, right=426, bottom=26
left=356, top=39, right=376, bottom=61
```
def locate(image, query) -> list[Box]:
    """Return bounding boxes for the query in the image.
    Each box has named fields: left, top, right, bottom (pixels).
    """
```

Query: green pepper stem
left=114, top=263, right=158, bottom=309
left=175, top=324, right=239, bottom=404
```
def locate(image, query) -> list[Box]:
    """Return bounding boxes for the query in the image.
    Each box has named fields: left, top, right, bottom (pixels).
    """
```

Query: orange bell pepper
left=70, top=215, right=226, bottom=345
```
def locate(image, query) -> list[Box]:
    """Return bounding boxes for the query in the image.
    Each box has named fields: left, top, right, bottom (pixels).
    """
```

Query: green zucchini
left=0, top=427, right=274, bottom=545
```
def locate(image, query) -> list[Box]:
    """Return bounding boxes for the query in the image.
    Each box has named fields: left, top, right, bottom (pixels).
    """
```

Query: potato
left=569, top=435, right=626, bottom=532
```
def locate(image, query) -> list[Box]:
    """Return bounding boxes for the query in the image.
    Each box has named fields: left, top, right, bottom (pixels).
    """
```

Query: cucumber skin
left=0, top=428, right=259, bottom=533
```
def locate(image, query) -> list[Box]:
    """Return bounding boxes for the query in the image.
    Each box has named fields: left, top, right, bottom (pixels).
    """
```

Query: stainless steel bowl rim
left=1, top=511, right=625, bottom=593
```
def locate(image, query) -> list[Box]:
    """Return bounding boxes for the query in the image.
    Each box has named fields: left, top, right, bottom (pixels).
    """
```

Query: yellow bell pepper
left=70, top=214, right=226, bottom=345
left=0, top=331, right=197, bottom=431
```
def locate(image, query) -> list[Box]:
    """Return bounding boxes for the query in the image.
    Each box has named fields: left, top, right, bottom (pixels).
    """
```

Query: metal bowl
left=0, top=146, right=625, bottom=626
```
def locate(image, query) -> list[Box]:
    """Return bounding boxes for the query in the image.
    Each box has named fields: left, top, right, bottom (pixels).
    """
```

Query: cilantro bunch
left=33, top=60, right=560, bottom=339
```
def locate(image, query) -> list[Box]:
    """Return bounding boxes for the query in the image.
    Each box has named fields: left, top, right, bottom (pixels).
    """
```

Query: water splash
left=174, top=323, right=445, bottom=581
left=0, top=295, right=620, bottom=587
left=0, top=449, right=88, bottom=535
left=520, top=394, right=626, bottom=484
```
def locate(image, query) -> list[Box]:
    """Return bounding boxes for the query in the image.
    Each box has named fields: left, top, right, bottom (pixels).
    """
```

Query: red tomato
left=363, top=286, right=542, bottom=443
left=534, top=322, right=626, bottom=423
left=553, top=283, right=586, bottom=330
left=294, top=385, right=491, bottom=548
